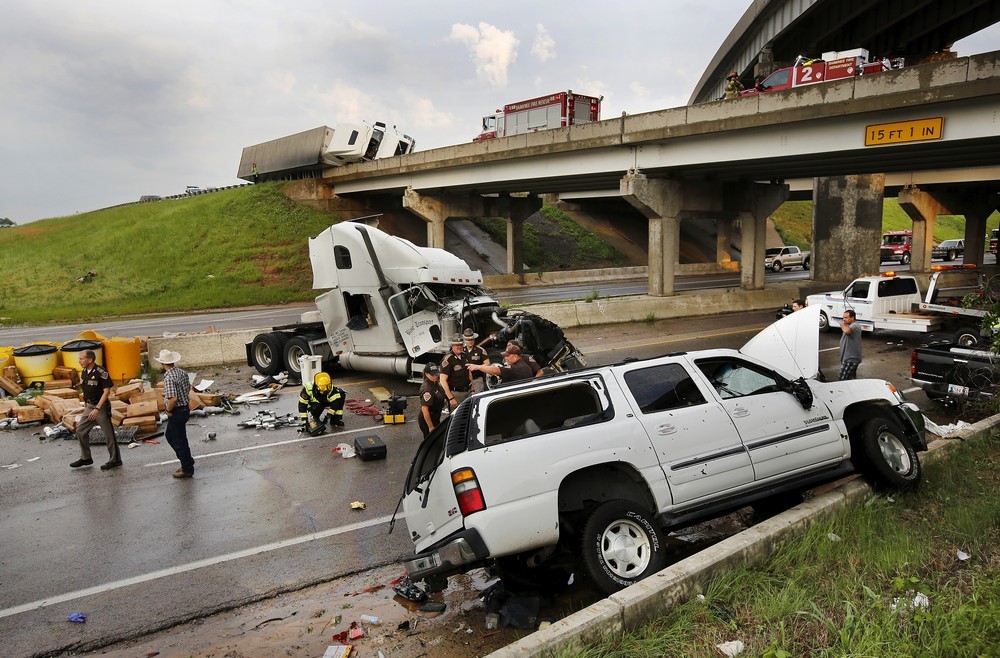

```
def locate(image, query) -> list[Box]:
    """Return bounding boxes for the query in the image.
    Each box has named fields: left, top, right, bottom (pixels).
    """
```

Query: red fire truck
left=473, top=90, right=602, bottom=141
left=742, top=48, right=904, bottom=96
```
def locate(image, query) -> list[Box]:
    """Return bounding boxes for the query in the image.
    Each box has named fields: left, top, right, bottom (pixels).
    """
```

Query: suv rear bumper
left=402, top=528, right=490, bottom=582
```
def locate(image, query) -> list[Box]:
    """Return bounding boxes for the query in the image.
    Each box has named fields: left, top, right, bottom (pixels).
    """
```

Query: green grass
left=0, top=184, right=338, bottom=324
left=773, top=201, right=1000, bottom=250
left=563, top=433, right=1000, bottom=658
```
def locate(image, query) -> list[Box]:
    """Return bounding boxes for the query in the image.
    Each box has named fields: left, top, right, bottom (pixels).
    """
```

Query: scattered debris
left=350, top=501, right=366, bottom=511
left=237, top=411, right=297, bottom=429
left=321, top=645, right=352, bottom=658
left=67, top=612, right=87, bottom=623
left=957, top=549, right=970, bottom=561
left=891, top=591, right=930, bottom=613
left=334, top=443, right=356, bottom=459
left=393, top=576, right=428, bottom=603
left=76, top=270, right=97, bottom=283
left=716, top=640, right=745, bottom=657
left=419, top=601, right=446, bottom=613
left=827, top=532, right=842, bottom=542
left=923, top=417, right=971, bottom=437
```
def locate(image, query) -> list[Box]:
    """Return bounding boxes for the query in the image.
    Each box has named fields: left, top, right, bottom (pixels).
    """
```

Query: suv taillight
left=452, top=468, right=486, bottom=516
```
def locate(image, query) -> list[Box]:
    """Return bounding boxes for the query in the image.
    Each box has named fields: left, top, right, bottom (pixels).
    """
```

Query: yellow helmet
left=314, top=372, right=332, bottom=391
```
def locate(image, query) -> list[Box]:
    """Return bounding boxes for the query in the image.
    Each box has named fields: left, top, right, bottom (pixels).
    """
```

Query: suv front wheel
left=580, top=500, right=668, bottom=595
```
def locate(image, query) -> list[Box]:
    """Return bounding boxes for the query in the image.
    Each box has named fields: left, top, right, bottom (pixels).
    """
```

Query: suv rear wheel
left=580, top=500, right=667, bottom=595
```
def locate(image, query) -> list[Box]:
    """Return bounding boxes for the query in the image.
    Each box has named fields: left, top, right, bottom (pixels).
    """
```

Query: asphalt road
left=0, top=309, right=951, bottom=657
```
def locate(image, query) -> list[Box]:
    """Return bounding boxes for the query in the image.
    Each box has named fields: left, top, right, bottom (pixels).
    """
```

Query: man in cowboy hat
left=158, top=349, right=195, bottom=479
left=461, top=328, right=491, bottom=393
left=71, top=349, right=122, bottom=471
left=439, top=333, right=471, bottom=409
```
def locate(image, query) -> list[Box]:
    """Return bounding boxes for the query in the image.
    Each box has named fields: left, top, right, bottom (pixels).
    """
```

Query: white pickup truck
left=398, top=307, right=925, bottom=595
left=765, top=245, right=810, bottom=271
left=805, top=267, right=995, bottom=345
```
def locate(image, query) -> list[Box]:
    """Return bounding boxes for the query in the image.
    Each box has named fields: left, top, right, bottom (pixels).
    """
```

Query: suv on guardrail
left=399, top=307, right=926, bottom=595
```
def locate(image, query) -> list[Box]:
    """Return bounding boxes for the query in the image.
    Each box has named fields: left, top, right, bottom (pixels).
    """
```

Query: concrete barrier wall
left=146, top=330, right=259, bottom=369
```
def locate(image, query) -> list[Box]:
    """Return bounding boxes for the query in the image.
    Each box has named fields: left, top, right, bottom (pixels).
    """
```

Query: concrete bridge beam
left=898, top=187, right=1000, bottom=268
left=812, top=175, right=885, bottom=281
left=737, top=183, right=789, bottom=291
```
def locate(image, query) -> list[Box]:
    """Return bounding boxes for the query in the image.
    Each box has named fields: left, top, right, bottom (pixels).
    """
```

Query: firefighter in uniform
left=461, top=328, right=491, bottom=393
left=724, top=72, right=745, bottom=99
left=418, top=362, right=446, bottom=438
left=298, top=372, right=346, bottom=434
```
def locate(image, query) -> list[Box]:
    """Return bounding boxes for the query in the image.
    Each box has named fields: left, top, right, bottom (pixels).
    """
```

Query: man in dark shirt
left=72, top=350, right=121, bottom=470
left=462, top=328, right=490, bottom=393
left=439, top=333, right=471, bottom=410
left=467, top=343, right=534, bottom=383
left=418, top=362, right=446, bottom=438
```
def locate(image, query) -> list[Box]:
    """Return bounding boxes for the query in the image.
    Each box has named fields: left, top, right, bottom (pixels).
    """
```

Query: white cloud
left=405, top=94, right=454, bottom=129
left=449, top=22, right=519, bottom=87
left=630, top=82, right=649, bottom=99
left=531, top=24, right=556, bottom=62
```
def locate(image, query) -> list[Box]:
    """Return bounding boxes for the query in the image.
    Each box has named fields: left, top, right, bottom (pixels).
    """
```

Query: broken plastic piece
left=350, top=501, right=366, bottom=510
left=67, top=612, right=86, bottom=623
left=957, top=549, right=970, bottom=561
left=393, top=577, right=428, bottom=603
left=716, top=640, right=745, bottom=657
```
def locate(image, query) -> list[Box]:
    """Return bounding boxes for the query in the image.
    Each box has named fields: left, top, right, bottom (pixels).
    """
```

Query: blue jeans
left=166, top=406, right=194, bottom=474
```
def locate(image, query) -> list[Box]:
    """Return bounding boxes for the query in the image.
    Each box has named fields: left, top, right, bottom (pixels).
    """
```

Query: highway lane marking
left=0, top=514, right=397, bottom=620
left=143, top=424, right=392, bottom=467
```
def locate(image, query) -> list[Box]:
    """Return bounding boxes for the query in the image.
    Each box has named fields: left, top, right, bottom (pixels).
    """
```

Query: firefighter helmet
left=314, top=372, right=332, bottom=391
left=727, top=71, right=740, bottom=80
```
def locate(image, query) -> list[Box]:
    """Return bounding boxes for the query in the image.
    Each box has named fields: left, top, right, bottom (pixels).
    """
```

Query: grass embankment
left=0, top=184, right=336, bottom=324
left=473, top=205, right=626, bottom=271
left=566, top=433, right=1000, bottom=658
left=772, top=201, right=1000, bottom=251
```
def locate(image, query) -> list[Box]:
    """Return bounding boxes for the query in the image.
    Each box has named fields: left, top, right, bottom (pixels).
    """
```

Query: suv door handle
left=656, top=423, right=676, bottom=435
left=731, top=406, right=749, bottom=418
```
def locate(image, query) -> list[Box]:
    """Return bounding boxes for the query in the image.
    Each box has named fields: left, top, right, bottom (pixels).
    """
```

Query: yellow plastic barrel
left=0, top=346, right=13, bottom=370
left=60, top=339, right=105, bottom=370
left=76, top=330, right=107, bottom=342
left=102, top=337, right=142, bottom=384
left=13, top=344, right=59, bottom=384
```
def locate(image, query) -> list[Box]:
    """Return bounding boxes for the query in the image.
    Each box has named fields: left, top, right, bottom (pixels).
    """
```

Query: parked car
left=764, top=246, right=810, bottom=271
left=932, top=239, right=965, bottom=261
left=399, top=307, right=926, bottom=596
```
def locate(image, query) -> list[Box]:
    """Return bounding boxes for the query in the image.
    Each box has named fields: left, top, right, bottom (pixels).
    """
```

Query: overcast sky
left=1, top=2, right=997, bottom=224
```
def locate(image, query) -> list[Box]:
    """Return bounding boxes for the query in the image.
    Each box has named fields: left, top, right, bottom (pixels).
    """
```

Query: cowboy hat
left=156, top=349, right=182, bottom=365
left=462, top=328, right=479, bottom=340
left=450, top=333, right=463, bottom=345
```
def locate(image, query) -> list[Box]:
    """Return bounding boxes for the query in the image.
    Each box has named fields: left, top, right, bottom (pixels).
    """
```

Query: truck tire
left=818, top=311, right=831, bottom=331
left=803, top=257, right=810, bottom=271
left=283, top=335, right=316, bottom=380
left=772, top=261, right=783, bottom=272
left=901, top=252, right=911, bottom=265
left=946, top=250, right=956, bottom=262
left=954, top=327, right=980, bottom=348
left=580, top=500, right=667, bottom=595
left=856, top=416, right=921, bottom=491
left=250, top=332, right=289, bottom=376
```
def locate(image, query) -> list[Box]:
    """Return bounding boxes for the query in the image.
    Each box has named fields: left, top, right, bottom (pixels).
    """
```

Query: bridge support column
left=812, top=175, right=884, bottom=281
left=898, top=187, right=1000, bottom=268
left=716, top=219, right=733, bottom=264
left=621, top=174, right=682, bottom=296
left=734, top=183, right=788, bottom=291
left=491, top=193, right=541, bottom=278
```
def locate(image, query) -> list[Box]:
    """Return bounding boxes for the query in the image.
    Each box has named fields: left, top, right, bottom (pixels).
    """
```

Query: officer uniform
left=462, top=329, right=490, bottom=393
left=440, top=334, right=471, bottom=406
left=418, top=363, right=446, bottom=438
left=74, top=362, right=120, bottom=467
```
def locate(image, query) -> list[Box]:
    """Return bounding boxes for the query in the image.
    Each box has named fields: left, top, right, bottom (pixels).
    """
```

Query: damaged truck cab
left=247, top=219, right=584, bottom=381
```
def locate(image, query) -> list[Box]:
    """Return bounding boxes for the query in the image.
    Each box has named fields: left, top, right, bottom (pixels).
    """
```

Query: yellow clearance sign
left=865, top=118, right=944, bottom=146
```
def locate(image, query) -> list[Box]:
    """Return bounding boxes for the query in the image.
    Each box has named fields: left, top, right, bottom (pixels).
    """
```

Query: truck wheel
left=901, top=252, right=911, bottom=265
left=803, top=257, right=810, bottom=271
left=954, top=327, right=980, bottom=347
left=283, top=336, right=315, bottom=380
left=772, top=261, right=783, bottom=272
left=818, top=311, right=830, bottom=331
left=946, top=250, right=956, bottom=262
left=250, top=332, right=289, bottom=376
left=580, top=500, right=667, bottom=595
left=856, top=416, right=921, bottom=491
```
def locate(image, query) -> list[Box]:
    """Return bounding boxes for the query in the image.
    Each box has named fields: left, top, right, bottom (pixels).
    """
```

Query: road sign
left=865, top=118, right=944, bottom=146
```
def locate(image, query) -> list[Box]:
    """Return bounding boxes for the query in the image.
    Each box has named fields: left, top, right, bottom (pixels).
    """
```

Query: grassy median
left=568, top=432, right=1000, bottom=658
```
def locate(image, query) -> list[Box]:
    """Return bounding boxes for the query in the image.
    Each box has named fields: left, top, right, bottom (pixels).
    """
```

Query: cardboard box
left=187, top=394, right=203, bottom=411
left=115, top=382, right=145, bottom=402
left=126, top=400, right=158, bottom=418
left=195, top=392, right=223, bottom=407
left=0, top=376, right=23, bottom=396
left=133, top=390, right=165, bottom=411
left=45, top=388, right=81, bottom=400
left=47, top=378, right=73, bottom=390
left=110, top=400, right=128, bottom=411
left=123, top=416, right=157, bottom=431
left=52, top=366, right=79, bottom=387
left=62, top=411, right=83, bottom=431
left=3, top=366, right=16, bottom=381
left=16, top=406, right=45, bottom=423
left=111, top=409, right=126, bottom=427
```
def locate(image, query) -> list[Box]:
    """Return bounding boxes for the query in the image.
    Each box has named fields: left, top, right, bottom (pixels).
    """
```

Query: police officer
left=462, top=328, right=490, bottom=393
left=440, top=333, right=471, bottom=409
left=298, top=372, right=346, bottom=433
left=71, top=349, right=121, bottom=470
left=418, top=362, right=446, bottom=438
left=468, top=343, right=534, bottom=383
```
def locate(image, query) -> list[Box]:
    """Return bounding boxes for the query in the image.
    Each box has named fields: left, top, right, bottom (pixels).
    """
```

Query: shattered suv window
left=695, top=358, right=782, bottom=399
left=624, top=363, right=706, bottom=413
left=482, top=379, right=608, bottom=444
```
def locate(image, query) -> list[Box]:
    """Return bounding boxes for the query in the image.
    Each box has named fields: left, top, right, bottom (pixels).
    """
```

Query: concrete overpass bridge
left=313, top=51, right=1000, bottom=296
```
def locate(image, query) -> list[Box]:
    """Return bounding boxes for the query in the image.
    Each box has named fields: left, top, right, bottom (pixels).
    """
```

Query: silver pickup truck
left=399, top=307, right=925, bottom=596
left=765, top=245, right=810, bottom=271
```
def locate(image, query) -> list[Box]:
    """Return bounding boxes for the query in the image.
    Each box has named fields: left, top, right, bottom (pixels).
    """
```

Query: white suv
left=399, top=307, right=926, bottom=595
